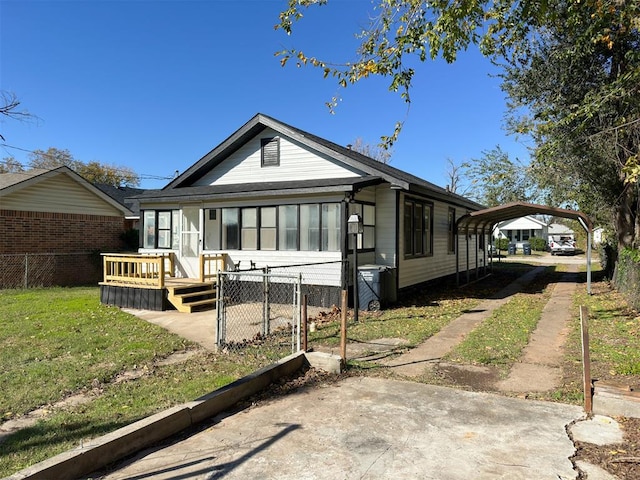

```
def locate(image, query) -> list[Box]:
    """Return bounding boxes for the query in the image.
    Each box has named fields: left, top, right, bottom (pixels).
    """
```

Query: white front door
left=180, top=207, right=201, bottom=278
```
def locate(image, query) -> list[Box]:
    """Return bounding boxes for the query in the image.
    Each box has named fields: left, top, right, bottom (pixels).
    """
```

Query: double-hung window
left=403, top=199, right=433, bottom=257
left=241, top=207, right=258, bottom=250
left=143, top=210, right=179, bottom=249
left=348, top=203, right=375, bottom=250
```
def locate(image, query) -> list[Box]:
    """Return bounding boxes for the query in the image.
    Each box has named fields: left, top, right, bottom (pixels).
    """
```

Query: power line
left=0, top=143, right=174, bottom=181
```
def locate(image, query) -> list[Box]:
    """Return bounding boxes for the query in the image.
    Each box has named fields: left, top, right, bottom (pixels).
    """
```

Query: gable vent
left=261, top=137, right=280, bottom=167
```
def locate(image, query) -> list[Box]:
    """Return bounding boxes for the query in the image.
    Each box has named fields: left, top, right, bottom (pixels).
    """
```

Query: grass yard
left=0, top=288, right=258, bottom=477
left=3, top=258, right=640, bottom=477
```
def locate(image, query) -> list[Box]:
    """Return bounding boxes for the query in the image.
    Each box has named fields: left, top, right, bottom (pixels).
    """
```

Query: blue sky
left=0, top=0, right=531, bottom=190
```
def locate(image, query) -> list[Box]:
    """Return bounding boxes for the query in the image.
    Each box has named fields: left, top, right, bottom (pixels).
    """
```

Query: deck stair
left=166, top=280, right=217, bottom=313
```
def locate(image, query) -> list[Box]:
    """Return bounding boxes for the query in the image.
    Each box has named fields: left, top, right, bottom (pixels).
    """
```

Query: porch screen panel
left=241, top=208, right=257, bottom=250
left=143, top=211, right=156, bottom=249
left=321, top=203, right=341, bottom=251
left=222, top=208, right=239, bottom=250
left=278, top=205, right=298, bottom=251
left=300, top=204, right=320, bottom=251
left=204, top=209, right=221, bottom=250
left=260, top=207, right=276, bottom=250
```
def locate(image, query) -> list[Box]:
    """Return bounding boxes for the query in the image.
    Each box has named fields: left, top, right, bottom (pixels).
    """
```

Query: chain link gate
left=216, top=270, right=302, bottom=357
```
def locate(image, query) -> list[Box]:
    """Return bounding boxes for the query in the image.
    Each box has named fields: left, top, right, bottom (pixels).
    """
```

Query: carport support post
left=587, top=231, right=592, bottom=295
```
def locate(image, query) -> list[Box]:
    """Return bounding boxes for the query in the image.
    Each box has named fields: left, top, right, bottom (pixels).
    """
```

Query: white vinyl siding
left=398, top=197, right=483, bottom=289
left=193, top=128, right=364, bottom=186
left=1, top=173, right=123, bottom=216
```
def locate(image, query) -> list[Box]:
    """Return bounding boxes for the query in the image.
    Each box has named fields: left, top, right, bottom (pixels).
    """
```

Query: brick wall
left=0, top=210, right=126, bottom=287
left=0, top=209, right=125, bottom=254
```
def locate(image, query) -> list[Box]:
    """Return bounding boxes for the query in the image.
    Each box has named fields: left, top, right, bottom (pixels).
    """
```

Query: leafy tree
left=463, top=146, right=533, bottom=206
left=29, top=147, right=140, bottom=187
left=498, top=1, right=640, bottom=249
left=277, top=0, right=640, bottom=249
left=0, top=156, right=24, bottom=173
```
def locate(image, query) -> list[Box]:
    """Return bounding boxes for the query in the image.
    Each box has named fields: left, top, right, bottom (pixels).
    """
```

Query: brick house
left=0, top=166, right=132, bottom=287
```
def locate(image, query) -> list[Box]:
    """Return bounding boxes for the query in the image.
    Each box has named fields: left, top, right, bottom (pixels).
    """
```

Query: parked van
left=548, top=235, right=576, bottom=255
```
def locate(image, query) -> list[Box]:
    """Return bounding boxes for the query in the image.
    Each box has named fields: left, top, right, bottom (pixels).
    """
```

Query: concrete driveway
left=96, top=376, right=586, bottom=480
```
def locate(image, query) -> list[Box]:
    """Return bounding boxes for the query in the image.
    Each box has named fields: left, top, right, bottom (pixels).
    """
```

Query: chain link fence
left=216, top=270, right=302, bottom=358
left=0, top=253, right=101, bottom=289
left=214, top=260, right=346, bottom=363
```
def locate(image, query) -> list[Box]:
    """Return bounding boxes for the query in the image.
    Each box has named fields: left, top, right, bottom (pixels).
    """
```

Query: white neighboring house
left=134, top=113, right=487, bottom=308
left=493, top=215, right=548, bottom=247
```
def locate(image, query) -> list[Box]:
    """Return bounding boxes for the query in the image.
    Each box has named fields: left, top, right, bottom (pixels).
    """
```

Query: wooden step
left=166, top=282, right=217, bottom=313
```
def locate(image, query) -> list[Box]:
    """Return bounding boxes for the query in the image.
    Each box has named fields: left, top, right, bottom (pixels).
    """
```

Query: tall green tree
left=277, top=0, right=640, bottom=249
left=29, top=147, right=140, bottom=187
left=498, top=1, right=640, bottom=248
left=463, top=146, right=533, bottom=206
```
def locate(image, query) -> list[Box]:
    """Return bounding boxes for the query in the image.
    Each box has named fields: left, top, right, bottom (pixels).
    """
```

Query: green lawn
left=2, top=261, right=639, bottom=476
left=0, top=287, right=256, bottom=476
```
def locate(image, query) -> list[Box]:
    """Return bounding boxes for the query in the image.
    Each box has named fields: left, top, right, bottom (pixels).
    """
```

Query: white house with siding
left=493, top=215, right=548, bottom=247
left=135, top=114, right=486, bottom=307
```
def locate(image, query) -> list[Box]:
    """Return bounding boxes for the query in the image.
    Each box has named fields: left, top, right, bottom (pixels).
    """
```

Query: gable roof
left=94, top=183, right=151, bottom=219
left=0, top=166, right=133, bottom=216
left=496, top=215, right=548, bottom=229
left=153, top=113, right=483, bottom=210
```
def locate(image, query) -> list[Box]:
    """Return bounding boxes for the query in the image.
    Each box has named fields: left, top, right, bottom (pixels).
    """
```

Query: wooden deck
left=100, top=253, right=227, bottom=312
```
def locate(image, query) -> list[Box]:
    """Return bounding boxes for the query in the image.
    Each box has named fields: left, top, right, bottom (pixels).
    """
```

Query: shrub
left=496, top=238, right=510, bottom=251
left=529, top=237, right=546, bottom=251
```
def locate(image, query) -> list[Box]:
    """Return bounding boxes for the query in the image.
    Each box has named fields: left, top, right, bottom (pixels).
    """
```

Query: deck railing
left=102, top=253, right=175, bottom=288
left=200, top=253, right=229, bottom=282
left=102, top=253, right=229, bottom=287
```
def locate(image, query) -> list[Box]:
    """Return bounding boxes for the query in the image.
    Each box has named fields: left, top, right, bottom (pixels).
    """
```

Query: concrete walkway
left=498, top=266, right=578, bottom=392
left=382, top=266, right=547, bottom=377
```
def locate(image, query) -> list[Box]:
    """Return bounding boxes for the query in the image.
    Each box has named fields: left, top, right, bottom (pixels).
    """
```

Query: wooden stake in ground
left=301, top=294, right=308, bottom=351
left=580, top=305, right=592, bottom=414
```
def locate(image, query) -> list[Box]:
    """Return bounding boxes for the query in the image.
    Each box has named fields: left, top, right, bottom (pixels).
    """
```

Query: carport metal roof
left=456, top=202, right=594, bottom=294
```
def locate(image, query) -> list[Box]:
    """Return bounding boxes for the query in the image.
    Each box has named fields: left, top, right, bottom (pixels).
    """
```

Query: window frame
left=348, top=202, right=375, bottom=252
left=447, top=207, right=456, bottom=254
left=403, top=199, right=433, bottom=258
left=142, top=210, right=178, bottom=250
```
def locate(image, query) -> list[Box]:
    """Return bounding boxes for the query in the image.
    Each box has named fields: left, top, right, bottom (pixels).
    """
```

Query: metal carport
left=455, top=201, right=594, bottom=294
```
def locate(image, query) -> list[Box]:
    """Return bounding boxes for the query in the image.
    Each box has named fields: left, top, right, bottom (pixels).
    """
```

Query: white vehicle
left=548, top=235, right=576, bottom=255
